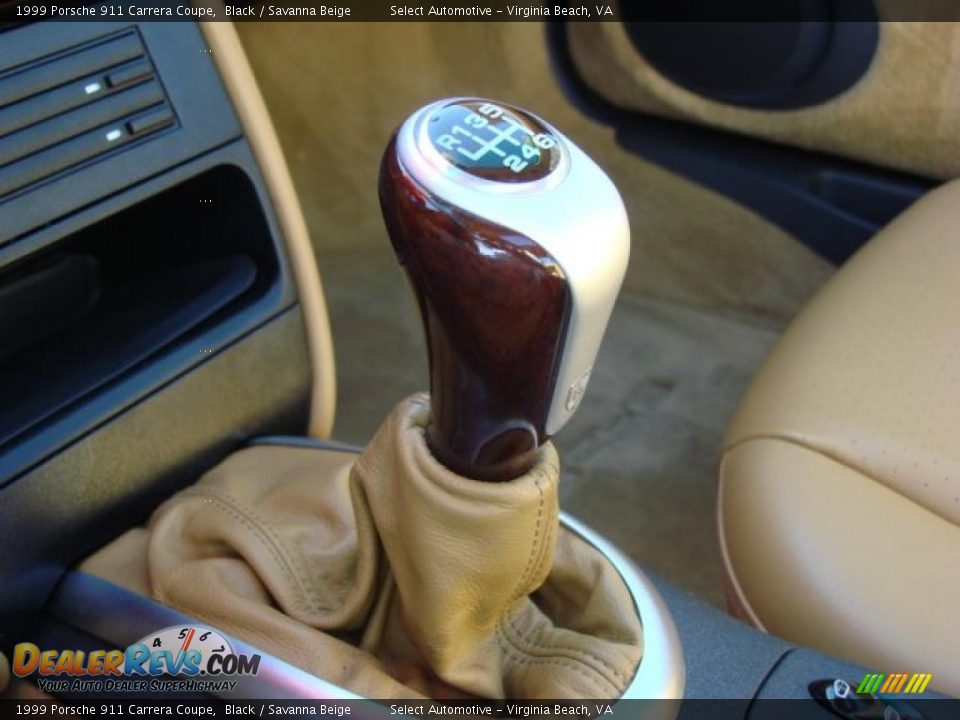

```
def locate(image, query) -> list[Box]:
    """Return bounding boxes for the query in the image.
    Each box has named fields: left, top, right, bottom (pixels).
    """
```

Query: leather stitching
left=489, top=456, right=626, bottom=696
left=177, top=489, right=339, bottom=616
left=504, top=612, right=630, bottom=684
left=507, top=474, right=545, bottom=604
left=494, top=630, right=620, bottom=696
left=498, top=610, right=628, bottom=693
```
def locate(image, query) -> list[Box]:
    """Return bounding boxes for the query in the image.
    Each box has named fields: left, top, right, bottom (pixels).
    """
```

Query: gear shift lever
left=379, top=98, right=629, bottom=481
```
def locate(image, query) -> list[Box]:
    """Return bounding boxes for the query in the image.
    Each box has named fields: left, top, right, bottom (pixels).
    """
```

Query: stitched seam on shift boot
left=504, top=610, right=630, bottom=684
left=530, top=489, right=557, bottom=588
left=507, top=474, right=545, bottom=605
left=497, top=610, right=627, bottom=693
left=494, top=631, right=620, bottom=696
left=178, top=489, right=337, bottom=615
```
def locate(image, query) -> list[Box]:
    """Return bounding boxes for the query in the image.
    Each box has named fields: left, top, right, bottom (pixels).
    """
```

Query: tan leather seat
left=718, top=180, right=960, bottom=697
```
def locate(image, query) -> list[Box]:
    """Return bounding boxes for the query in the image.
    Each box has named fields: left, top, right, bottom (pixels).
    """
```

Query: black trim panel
left=0, top=20, right=241, bottom=244
left=0, top=307, right=311, bottom=631
left=0, top=140, right=298, bottom=485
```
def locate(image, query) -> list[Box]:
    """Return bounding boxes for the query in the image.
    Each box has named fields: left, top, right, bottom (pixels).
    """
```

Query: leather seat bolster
left=725, top=179, right=960, bottom=527
left=719, top=438, right=960, bottom=696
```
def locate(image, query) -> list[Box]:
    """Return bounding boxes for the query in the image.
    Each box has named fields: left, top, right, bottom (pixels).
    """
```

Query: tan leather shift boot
left=141, top=394, right=642, bottom=699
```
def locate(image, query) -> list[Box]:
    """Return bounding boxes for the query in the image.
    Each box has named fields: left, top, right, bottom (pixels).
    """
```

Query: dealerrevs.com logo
left=12, top=625, right=261, bottom=694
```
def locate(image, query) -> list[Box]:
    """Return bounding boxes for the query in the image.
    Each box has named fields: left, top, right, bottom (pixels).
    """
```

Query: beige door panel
left=568, top=17, right=960, bottom=179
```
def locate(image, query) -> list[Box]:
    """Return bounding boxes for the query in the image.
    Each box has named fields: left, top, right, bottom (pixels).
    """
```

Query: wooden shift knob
left=379, top=98, right=629, bottom=481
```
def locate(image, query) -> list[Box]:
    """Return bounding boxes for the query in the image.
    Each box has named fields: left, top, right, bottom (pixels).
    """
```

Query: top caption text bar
left=3, top=0, right=959, bottom=23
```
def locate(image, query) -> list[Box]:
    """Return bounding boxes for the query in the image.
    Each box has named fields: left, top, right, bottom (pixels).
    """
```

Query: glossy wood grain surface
left=379, top=136, right=571, bottom=481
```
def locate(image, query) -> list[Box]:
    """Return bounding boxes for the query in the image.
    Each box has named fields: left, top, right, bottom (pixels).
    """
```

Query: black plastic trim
left=0, top=307, right=311, bottom=631
left=0, top=20, right=241, bottom=243
left=0, top=140, right=297, bottom=486
left=615, top=117, right=931, bottom=264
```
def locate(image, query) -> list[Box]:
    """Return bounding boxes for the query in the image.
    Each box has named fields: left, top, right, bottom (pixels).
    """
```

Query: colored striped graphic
left=856, top=672, right=933, bottom=695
